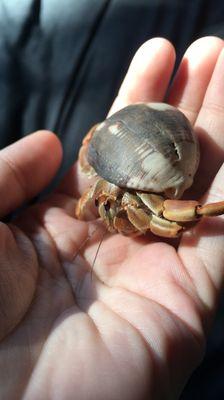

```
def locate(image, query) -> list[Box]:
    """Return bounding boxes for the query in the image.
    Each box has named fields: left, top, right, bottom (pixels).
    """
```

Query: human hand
left=1, top=36, right=224, bottom=400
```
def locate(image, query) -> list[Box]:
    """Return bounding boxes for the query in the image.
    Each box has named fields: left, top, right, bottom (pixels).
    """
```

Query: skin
left=1, top=36, right=224, bottom=400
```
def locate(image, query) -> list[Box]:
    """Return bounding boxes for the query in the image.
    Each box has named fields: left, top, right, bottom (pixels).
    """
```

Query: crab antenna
left=71, top=226, right=99, bottom=264
left=90, top=228, right=107, bottom=281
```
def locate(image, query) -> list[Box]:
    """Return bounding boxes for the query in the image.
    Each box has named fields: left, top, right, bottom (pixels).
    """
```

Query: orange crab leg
left=196, top=201, right=224, bottom=217
left=75, top=180, right=100, bottom=220
left=150, top=215, right=183, bottom=238
left=113, top=212, right=139, bottom=236
left=163, top=199, right=224, bottom=222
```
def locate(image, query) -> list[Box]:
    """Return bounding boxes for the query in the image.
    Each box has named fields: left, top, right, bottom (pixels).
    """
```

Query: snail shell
left=87, top=103, right=200, bottom=199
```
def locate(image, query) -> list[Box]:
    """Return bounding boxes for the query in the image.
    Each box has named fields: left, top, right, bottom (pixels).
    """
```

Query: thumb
left=0, top=131, right=62, bottom=217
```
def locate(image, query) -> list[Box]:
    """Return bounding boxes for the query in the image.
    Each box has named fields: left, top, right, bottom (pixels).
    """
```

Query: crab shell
left=87, top=103, right=200, bottom=199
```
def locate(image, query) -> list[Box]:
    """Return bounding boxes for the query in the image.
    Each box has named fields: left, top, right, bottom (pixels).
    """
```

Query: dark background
left=0, top=0, right=224, bottom=397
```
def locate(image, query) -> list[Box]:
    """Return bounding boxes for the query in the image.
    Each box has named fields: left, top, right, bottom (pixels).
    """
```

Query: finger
left=110, top=37, right=176, bottom=115
left=0, top=131, right=62, bottom=217
left=179, top=163, right=224, bottom=326
left=168, top=36, right=224, bottom=124
left=192, top=47, right=224, bottom=196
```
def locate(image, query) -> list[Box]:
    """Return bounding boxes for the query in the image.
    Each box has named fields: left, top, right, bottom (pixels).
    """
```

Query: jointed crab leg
left=119, top=192, right=183, bottom=237
left=196, top=201, right=224, bottom=217
left=76, top=181, right=224, bottom=239
left=163, top=199, right=224, bottom=222
left=132, top=193, right=224, bottom=237
left=136, top=193, right=224, bottom=222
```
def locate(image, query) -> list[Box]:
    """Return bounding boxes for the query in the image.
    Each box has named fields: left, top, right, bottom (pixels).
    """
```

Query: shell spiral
left=87, top=103, right=200, bottom=199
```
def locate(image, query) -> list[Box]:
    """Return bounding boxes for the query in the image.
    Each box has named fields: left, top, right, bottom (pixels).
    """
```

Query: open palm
left=1, top=37, right=224, bottom=400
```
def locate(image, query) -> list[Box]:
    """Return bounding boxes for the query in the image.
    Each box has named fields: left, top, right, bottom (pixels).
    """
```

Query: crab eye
left=104, top=201, right=111, bottom=212
left=95, top=199, right=99, bottom=207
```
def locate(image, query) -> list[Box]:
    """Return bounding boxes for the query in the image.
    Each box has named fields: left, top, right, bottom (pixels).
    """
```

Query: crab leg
left=149, top=215, right=183, bottom=237
left=75, top=179, right=101, bottom=220
left=196, top=201, right=224, bottom=217
left=122, top=204, right=182, bottom=237
left=163, top=199, right=224, bottom=222
left=136, top=193, right=224, bottom=236
left=121, top=193, right=183, bottom=237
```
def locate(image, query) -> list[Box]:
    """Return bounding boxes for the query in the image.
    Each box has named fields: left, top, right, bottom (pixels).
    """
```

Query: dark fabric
left=0, top=0, right=224, bottom=398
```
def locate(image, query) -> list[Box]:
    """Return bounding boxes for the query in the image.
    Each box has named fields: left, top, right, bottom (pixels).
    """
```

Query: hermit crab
left=75, top=103, right=224, bottom=238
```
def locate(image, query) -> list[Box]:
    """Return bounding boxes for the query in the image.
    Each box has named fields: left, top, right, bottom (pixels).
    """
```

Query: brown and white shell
left=87, top=103, right=200, bottom=199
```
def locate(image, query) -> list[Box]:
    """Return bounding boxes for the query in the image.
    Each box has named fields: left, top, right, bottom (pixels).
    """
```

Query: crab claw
left=163, top=199, right=224, bottom=222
